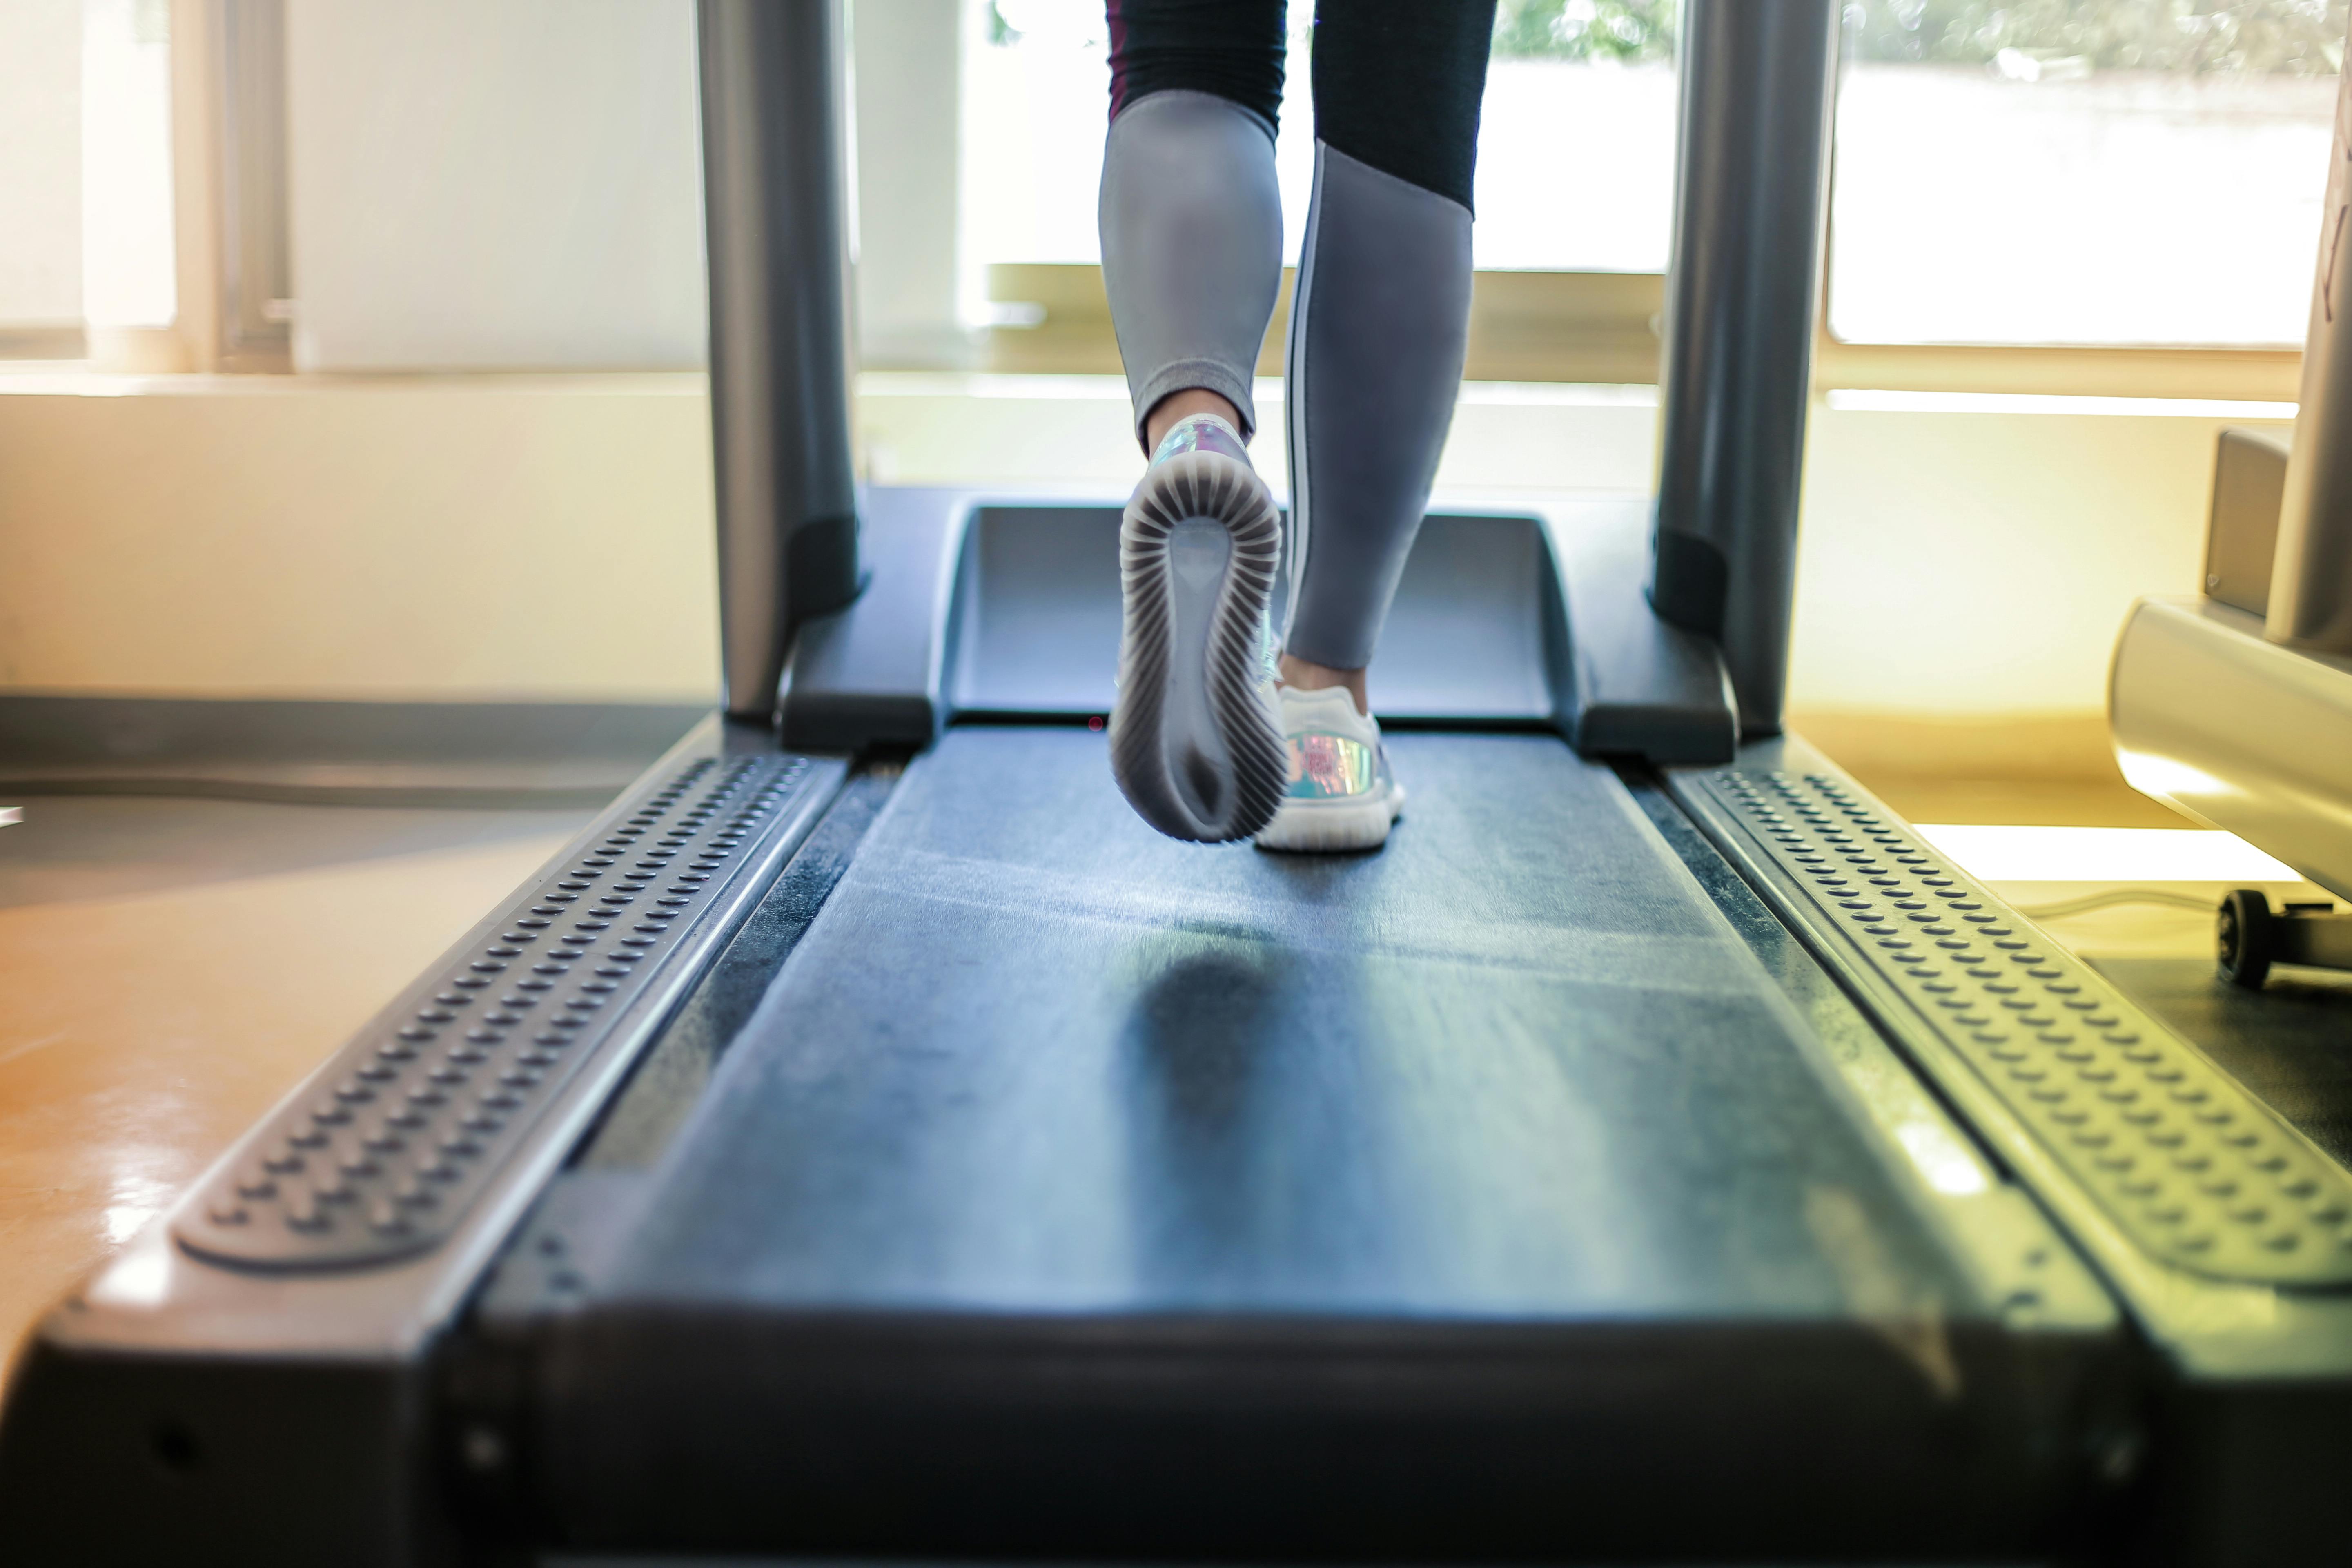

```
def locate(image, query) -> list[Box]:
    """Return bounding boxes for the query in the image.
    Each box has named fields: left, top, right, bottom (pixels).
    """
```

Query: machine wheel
left=2217, top=889, right=2275, bottom=990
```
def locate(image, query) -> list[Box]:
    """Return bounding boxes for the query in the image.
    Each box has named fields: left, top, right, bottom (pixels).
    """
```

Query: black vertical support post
left=699, top=0, right=862, bottom=722
left=1649, top=0, right=1839, bottom=738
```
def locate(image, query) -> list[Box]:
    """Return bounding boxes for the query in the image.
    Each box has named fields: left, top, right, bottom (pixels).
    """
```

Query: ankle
left=1278, top=653, right=1369, bottom=716
left=1145, top=389, right=1244, bottom=452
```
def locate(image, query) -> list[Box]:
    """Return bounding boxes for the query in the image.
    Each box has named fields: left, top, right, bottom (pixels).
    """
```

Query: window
left=81, top=0, right=179, bottom=339
left=1, top=0, right=182, bottom=360
left=951, top=0, right=1680, bottom=379
left=1480, top=0, right=1679, bottom=273
left=0, top=0, right=94, bottom=355
left=0, top=0, right=295, bottom=368
left=950, top=0, right=2339, bottom=386
left=1830, top=0, right=2349, bottom=348
left=962, top=0, right=1680, bottom=273
left=216, top=0, right=293, bottom=367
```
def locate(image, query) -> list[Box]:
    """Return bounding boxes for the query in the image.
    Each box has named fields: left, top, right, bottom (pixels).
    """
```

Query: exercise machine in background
left=2112, top=54, right=2352, bottom=990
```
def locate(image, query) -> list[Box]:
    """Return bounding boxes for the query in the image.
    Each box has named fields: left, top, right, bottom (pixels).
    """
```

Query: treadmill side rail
left=1677, top=745, right=2352, bottom=1301
left=174, top=752, right=821, bottom=1271
left=1674, top=739, right=2352, bottom=1559
left=0, top=722, right=848, bottom=1562
left=1685, top=760, right=2352, bottom=1292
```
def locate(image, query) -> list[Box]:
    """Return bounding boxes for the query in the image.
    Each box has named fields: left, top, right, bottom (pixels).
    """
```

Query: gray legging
left=1097, top=2, right=1496, bottom=672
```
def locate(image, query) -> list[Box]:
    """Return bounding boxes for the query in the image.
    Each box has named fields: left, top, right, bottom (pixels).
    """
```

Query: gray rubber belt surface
left=1283, top=143, right=1473, bottom=671
left=608, top=726, right=1967, bottom=1316
left=1099, top=89, right=1284, bottom=445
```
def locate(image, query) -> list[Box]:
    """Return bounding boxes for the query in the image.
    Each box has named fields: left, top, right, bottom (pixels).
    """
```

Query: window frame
left=962, top=263, right=2303, bottom=401
left=17, top=2, right=2313, bottom=400
left=209, top=0, right=292, bottom=371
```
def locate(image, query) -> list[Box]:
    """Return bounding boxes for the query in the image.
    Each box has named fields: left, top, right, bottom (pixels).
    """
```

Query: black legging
left=1098, top=0, right=1497, bottom=670
left=1107, top=0, right=1496, bottom=211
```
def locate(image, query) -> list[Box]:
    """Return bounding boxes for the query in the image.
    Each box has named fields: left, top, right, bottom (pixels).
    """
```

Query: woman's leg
left=1281, top=0, right=1496, bottom=704
left=1100, top=0, right=1289, bottom=449
left=1099, top=1, right=1295, bottom=844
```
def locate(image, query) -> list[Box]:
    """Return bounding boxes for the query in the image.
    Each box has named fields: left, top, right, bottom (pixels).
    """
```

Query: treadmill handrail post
left=699, top=0, right=863, bottom=723
left=1649, top=0, right=1840, bottom=739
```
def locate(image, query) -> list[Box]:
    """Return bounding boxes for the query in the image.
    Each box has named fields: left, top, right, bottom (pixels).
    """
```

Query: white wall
left=283, top=0, right=708, bottom=372
left=1791, top=399, right=2285, bottom=714
left=0, top=373, right=2263, bottom=723
left=0, top=373, right=720, bottom=699
left=279, top=0, right=969, bottom=373
left=853, top=0, right=969, bottom=365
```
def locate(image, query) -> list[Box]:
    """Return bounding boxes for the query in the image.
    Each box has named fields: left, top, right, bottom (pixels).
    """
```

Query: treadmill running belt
left=621, top=728, right=1951, bottom=1312
left=520, top=728, right=2116, bottom=1557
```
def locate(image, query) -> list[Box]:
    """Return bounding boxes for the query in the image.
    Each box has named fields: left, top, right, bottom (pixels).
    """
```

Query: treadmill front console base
left=779, top=490, right=1737, bottom=766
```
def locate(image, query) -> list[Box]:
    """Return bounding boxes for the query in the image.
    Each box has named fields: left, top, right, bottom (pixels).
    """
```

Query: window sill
left=0, top=367, right=710, bottom=399
left=959, top=263, right=2303, bottom=403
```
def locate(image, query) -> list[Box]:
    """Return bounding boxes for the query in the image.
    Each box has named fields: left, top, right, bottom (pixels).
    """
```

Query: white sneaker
left=1107, top=414, right=1287, bottom=843
left=1253, top=685, right=1406, bottom=853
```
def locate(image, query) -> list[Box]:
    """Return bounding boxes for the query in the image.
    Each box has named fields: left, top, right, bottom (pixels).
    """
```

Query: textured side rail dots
left=1693, top=768, right=2352, bottom=1288
left=176, top=754, right=814, bottom=1270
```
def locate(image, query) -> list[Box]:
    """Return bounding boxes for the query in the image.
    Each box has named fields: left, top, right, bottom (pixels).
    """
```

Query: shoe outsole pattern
left=1109, top=451, right=1286, bottom=843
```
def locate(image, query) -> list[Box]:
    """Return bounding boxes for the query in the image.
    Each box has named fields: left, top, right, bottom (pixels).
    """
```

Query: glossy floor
left=0, top=796, right=588, bottom=1381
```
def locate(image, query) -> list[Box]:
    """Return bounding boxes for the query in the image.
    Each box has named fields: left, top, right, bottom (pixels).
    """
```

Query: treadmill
left=6, top=4, right=2350, bottom=1562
